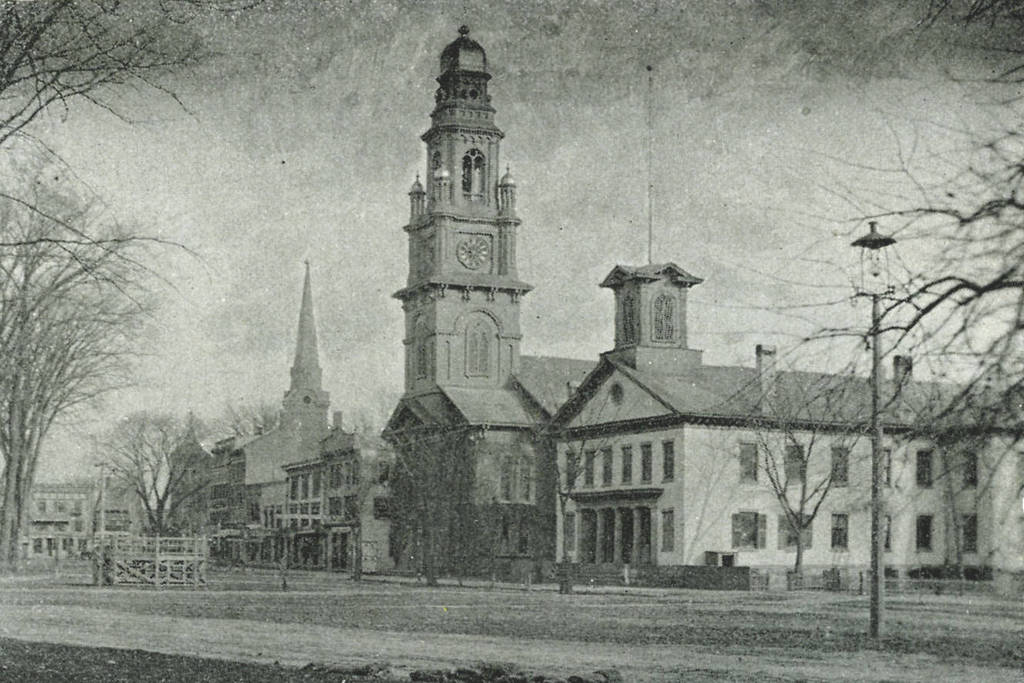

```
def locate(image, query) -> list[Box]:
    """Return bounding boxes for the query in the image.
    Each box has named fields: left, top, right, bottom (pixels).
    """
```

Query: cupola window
left=466, top=320, right=490, bottom=376
left=462, top=148, right=485, bottom=200
left=653, top=294, right=675, bottom=341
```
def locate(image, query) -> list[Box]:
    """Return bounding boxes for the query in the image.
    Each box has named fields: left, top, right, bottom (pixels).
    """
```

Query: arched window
left=462, top=148, right=485, bottom=198
left=466, top=320, right=490, bottom=376
left=653, top=294, right=675, bottom=341
left=431, top=150, right=442, bottom=172
left=414, top=317, right=429, bottom=379
left=622, top=294, right=636, bottom=344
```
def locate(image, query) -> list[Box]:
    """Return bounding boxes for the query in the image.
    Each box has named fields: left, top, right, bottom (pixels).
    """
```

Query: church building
left=383, top=27, right=591, bottom=578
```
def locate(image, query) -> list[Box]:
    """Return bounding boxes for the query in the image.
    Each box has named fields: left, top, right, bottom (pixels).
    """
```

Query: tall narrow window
left=830, top=513, right=849, bottom=550
left=962, top=514, right=978, bottom=553
left=415, top=317, right=428, bottom=379
left=739, top=443, right=758, bottom=483
left=915, top=514, right=933, bottom=551
left=963, top=452, right=978, bottom=488
left=462, top=148, right=485, bottom=198
left=466, top=321, right=490, bottom=376
left=661, top=509, right=675, bottom=551
left=884, top=515, right=892, bottom=551
left=601, top=448, right=613, bottom=486
left=916, top=450, right=933, bottom=488
left=640, top=443, right=653, bottom=483
left=621, top=445, right=633, bottom=484
left=653, top=294, right=675, bottom=341
left=563, top=512, right=576, bottom=557
left=662, top=440, right=675, bottom=482
left=830, top=446, right=849, bottom=487
left=784, top=443, right=805, bottom=483
left=583, top=450, right=596, bottom=488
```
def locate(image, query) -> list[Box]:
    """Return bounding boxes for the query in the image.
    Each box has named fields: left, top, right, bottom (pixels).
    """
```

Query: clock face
left=456, top=235, right=490, bottom=270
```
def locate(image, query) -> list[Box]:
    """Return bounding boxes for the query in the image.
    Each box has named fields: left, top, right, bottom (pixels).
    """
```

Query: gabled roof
left=441, top=386, right=536, bottom=427
left=551, top=353, right=958, bottom=433
left=600, top=262, right=703, bottom=289
left=513, top=355, right=596, bottom=417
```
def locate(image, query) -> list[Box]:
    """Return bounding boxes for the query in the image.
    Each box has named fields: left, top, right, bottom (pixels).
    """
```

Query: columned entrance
left=573, top=503, right=659, bottom=566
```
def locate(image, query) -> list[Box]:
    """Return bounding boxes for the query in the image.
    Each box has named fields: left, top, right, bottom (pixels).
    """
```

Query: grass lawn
left=0, top=568, right=1021, bottom=681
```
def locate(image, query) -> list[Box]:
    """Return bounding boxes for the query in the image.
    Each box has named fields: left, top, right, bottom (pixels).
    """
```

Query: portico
left=571, top=489, right=662, bottom=566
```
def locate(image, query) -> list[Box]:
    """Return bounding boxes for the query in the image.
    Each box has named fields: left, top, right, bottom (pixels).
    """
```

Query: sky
left=30, top=0, right=1022, bottom=480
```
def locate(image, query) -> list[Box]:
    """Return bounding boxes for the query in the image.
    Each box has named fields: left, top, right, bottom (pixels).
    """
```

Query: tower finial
left=458, top=24, right=470, bottom=36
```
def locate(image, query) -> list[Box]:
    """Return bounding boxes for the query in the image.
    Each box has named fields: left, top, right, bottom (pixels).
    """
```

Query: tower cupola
left=601, top=263, right=704, bottom=374
left=498, top=165, right=516, bottom=217
left=440, top=25, right=487, bottom=74
left=409, top=174, right=425, bottom=219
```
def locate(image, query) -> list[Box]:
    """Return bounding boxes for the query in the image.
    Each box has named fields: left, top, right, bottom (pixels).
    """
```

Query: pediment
left=566, top=365, right=674, bottom=429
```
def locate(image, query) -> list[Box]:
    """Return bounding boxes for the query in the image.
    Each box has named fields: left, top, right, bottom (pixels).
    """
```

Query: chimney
left=333, top=411, right=344, bottom=430
left=893, top=355, right=913, bottom=387
left=756, top=344, right=777, bottom=413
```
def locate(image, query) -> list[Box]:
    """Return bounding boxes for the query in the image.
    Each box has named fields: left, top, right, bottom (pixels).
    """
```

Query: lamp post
left=851, top=221, right=896, bottom=639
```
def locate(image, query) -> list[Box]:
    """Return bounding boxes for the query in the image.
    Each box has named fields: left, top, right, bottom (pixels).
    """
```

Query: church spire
left=290, top=261, right=322, bottom=393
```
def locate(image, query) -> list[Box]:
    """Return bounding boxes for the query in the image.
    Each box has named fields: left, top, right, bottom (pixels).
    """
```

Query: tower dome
left=499, top=166, right=515, bottom=186
left=440, top=25, right=487, bottom=74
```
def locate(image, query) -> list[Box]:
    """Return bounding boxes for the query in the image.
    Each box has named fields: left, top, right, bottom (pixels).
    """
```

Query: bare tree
left=752, top=369, right=865, bottom=574
left=219, top=400, right=279, bottom=437
left=100, top=411, right=211, bottom=536
left=0, top=170, right=152, bottom=566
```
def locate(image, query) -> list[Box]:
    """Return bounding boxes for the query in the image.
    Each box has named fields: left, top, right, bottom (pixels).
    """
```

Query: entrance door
left=332, top=532, right=349, bottom=570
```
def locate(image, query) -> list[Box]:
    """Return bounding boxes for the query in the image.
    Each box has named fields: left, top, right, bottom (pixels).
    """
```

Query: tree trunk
left=352, top=524, right=363, bottom=581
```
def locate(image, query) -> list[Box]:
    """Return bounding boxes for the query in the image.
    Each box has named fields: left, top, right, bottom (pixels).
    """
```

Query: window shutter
left=731, top=513, right=741, bottom=549
left=778, top=515, right=787, bottom=549
left=757, top=514, right=767, bottom=548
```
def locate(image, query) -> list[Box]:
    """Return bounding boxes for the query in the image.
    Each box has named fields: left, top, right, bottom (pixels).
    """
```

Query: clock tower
left=395, top=25, right=532, bottom=396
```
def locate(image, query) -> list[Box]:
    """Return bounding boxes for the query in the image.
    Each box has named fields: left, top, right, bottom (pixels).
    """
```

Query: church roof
left=441, top=386, right=535, bottom=427
left=600, top=263, right=703, bottom=288
left=440, top=25, right=487, bottom=74
left=513, top=355, right=596, bottom=416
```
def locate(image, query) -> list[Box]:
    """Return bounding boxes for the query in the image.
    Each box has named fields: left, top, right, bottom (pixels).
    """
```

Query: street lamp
left=851, top=220, right=896, bottom=639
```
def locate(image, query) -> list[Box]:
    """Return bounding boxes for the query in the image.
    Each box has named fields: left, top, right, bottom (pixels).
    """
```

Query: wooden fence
left=96, top=535, right=207, bottom=588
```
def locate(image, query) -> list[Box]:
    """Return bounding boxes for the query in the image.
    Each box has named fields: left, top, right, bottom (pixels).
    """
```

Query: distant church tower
left=394, top=25, right=532, bottom=395
left=282, top=262, right=329, bottom=445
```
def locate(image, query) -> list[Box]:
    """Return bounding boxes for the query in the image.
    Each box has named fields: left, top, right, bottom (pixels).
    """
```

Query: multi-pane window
left=56, top=501, right=66, bottom=513
left=731, top=511, right=766, bottom=549
left=301, top=474, right=309, bottom=499
left=830, top=447, right=849, bottom=486
left=344, top=495, right=359, bottom=519
left=601, top=448, right=613, bottom=486
left=661, top=509, right=675, bottom=551
left=519, top=459, right=532, bottom=501
left=290, top=477, right=298, bottom=500
left=73, top=500, right=82, bottom=514
left=779, top=514, right=813, bottom=549
left=652, top=294, right=675, bottom=341
left=312, top=470, right=321, bottom=497
left=621, top=446, right=633, bottom=484
left=583, top=450, right=596, bottom=488
left=963, top=453, right=978, bottom=488
left=563, top=512, right=576, bottom=556
left=916, top=514, right=933, bottom=551
left=784, top=443, right=805, bottom=483
left=640, top=443, right=653, bottom=483
left=830, top=513, right=849, bottom=550
left=415, top=317, right=428, bottom=380
left=662, top=440, right=675, bottom=482
left=37, top=501, right=46, bottom=514
left=962, top=514, right=978, bottom=553
left=916, top=450, right=933, bottom=488
left=330, top=465, right=342, bottom=489
left=739, top=443, right=758, bottom=483
left=310, top=502, right=320, bottom=516
left=517, top=523, right=529, bottom=554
